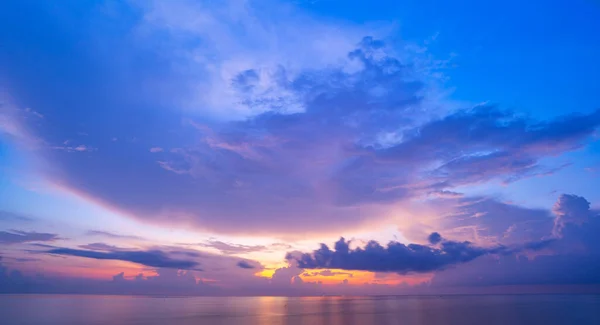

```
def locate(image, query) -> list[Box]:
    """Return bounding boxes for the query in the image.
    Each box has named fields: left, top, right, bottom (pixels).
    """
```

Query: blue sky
left=302, top=0, right=600, bottom=117
left=1, top=0, right=600, bottom=295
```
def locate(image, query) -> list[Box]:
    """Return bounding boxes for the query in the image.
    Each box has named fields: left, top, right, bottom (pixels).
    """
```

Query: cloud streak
left=45, top=247, right=200, bottom=270
left=0, top=230, right=59, bottom=245
left=0, top=211, right=34, bottom=222
left=86, top=230, right=145, bottom=241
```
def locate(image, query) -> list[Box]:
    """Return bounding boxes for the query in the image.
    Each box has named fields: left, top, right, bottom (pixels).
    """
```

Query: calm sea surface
left=1, top=295, right=599, bottom=325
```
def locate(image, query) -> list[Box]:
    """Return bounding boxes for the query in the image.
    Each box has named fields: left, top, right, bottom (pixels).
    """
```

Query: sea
left=1, top=294, right=599, bottom=325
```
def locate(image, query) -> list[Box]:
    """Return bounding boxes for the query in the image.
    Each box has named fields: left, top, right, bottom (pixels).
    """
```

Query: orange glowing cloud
left=299, top=269, right=432, bottom=286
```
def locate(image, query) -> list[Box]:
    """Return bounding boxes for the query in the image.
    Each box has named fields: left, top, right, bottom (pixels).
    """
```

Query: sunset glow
left=1, top=0, right=599, bottom=297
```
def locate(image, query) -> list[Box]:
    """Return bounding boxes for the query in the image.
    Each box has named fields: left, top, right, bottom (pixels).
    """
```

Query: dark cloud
left=45, top=247, right=200, bottom=270
left=0, top=230, right=59, bottom=245
left=236, top=261, right=255, bottom=269
left=28, top=243, right=56, bottom=249
left=288, top=234, right=549, bottom=274
left=369, top=106, right=600, bottom=193
left=296, top=194, right=596, bottom=285
left=428, top=232, right=442, bottom=245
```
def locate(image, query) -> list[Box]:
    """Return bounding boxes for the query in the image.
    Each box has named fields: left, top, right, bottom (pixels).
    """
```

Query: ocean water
left=1, top=295, right=599, bottom=325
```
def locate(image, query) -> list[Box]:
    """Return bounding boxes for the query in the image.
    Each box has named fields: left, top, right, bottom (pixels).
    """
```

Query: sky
left=1, top=0, right=600, bottom=296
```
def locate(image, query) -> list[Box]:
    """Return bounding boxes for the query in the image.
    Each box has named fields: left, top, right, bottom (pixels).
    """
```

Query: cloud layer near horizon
left=1, top=194, right=599, bottom=295
left=291, top=194, right=600, bottom=288
left=1, top=0, right=600, bottom=297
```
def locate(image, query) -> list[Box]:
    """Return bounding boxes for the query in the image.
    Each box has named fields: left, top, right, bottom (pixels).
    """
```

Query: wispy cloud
left=0, top=230, right=60, bottom=245
left=45, top=247, right=201, bottom=270
left=0, top=211, right=34, bottom=222
left=86, top=230, right=145, bottom=241
left=50, top=144, right=96, bottom=152
left=149, top=147, right=163, bottom=153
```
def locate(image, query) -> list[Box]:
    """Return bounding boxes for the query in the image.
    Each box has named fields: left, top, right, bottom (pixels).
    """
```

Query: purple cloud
left=197, top=240, right=292, bottom=255
left=86, top=230, right=145, bottom=241
left=0, top=211, right=34, bottom=222
left=431, top=194, right=600, bottom=287
left=16, top=39, right=597, bottom=238
left=435, top=196, right=554, bottom=245
left=236, top=260, right=256, bottom=269
left=428, top=232, right=442, bottom=244
left=78, top=243, right=127, bottom=252
left=288, top=234, right=551, bottom=274
left=552, top=194, right=593, bottom=236
left=199, top=240, right=268, bottom=255
left=0, top=230, right=60, bottom=245
left=3, top=193, right=600, bottom=295
left=1, top=0, right=598, bottom=240
left=45, top=247, right=201, bottom=270
left=304, top=270, right=354, bottom=277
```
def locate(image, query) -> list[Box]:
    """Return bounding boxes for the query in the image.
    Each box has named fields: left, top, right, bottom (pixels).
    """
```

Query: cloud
left=428, top=232, right=442, bottom=244
left=0, top=211, right=34, bottom=222
left=50, top=144, right=95, bottom=152
left=1, top=0, right=598, bottom=239
left=304, top=270, right=354, bottom=277
left=0, top=230, right=60, bottom=245
left=86, top=230, right=145, bottom=241
left=199, top=240, right=267, bottom=255
left=367, top=106, right=600, bottom=194
left=45, top=247, right=200, bottom=270
left=431, top=194, right=600, bottom=287
left=135, top=0, right=368, bottom=119
left=271, top=264, right=304, bottom=286
left=197, top=240, right=291, bottom=255
left=9, top=257, right=40, bottom=263
left=435, top=196, right=554, bottom=245
left=149, top=147, right=163, bottom=153
left=429, top=191, right=464, bottom=199
left=4, top=192, right=600, bottom=295
left=0, top=256, right=219, bottom=295
left=34, top=239, right=267, bottom=288
left=552, top=194, right=593, bottom=236
left=236, top=260, right=255, bottom=269
left=78, top=243, right=127, bottom=251
left=288, top=234, right=550, bottom=274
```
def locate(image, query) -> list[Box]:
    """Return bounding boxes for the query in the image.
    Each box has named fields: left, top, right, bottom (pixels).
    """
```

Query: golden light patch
left=256, top=268, right=276, bottom=278
left=255, top=262, right=289, bottom=278
left=299, top=269, right=433, bottom=286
